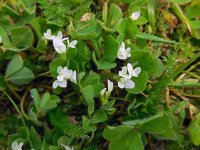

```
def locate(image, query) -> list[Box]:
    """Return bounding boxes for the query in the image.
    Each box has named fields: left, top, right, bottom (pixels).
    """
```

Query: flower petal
left=18, top=142, right=23, bottom=149
left=53, top=38, right=66, bottom=53
left=130, top=11, right=140, bottom=20
left=44, top=29, right=54, bottom=40
left=124, top=79, right=135, bottom=89
left=57, top=31, right=63, bottom=39
left=65, top=70, right=73, bottom=79
left=132, top=67, right=141, bottom=77
left=70, top=71, right=77, bottom=83
left=100, top=88, right=107, bottom=96
left=59, top=80, right=67, bottom=88
left=0, top=36, right=2, bottom=43
left=118, top=81, right=125, bottom=89
left=127, top=63, right=133, bottom=75
left=67, top=40, right=78, bottom=48
left=52, top=80, right=59, bottom=89
left=57, top=75, right=64, bottom=81
left=107, top=79, right=113, bottom=92
left=57, top=66, right=62, bottom=74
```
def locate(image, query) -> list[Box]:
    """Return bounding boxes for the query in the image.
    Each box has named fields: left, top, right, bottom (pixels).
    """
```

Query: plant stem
left=1, top=89, right=33, bottom=148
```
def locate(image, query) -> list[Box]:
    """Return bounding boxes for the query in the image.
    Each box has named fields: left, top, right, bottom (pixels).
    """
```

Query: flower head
left=117, top=42, right=131, bottom=60
left=118, top=63, right=141, bottom=89
left=130, top=11, right=140, bottom=20
left=119, top=66, right=131, bottom=79
left=11, top=141, right=23, bottom=150
left=52, top=66, right=77, bottom=89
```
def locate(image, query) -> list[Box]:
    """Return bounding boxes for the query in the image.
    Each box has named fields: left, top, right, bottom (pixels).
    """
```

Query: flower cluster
left=118, top=63, right=141, bottom=89
left=52, top=66, right=77, bottom=89
left=44, top=29, right=77, bottom=54
left=116, top=41, right=142, bottom=89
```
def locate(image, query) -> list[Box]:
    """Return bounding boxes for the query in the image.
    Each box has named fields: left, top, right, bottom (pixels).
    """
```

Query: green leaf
left=0, top=26, right=12, bottom=47
left=136, top=32, right=177, bottom=44
left=108, top=3, right=122, bottom=29
left=103, top=35, right=120, bottom=62
left=39, top=93, right=51, bottom=109
left=123, top=112, right=164, bottom=126
left=131, top=50, right=155, bottom=73
left=30, top=88, right=40, bottom=111
left=69, top=20, right=101, bottom=40
left=41, top=95, right=61, bottom=114
left=93, top=83, right=104, bottom=97
left=29, top=126, right=42, bottom=149
left=103, top=126, right=143, bottom=150
left=147, top=0, right=156, bottom=32
left=127, top=71, right=148, bottom=94
left=6, top=67, right=35, bottom=85
left=11, top=27, right=34, bottom=50
left=188, top=113, right=200, bottom=146
left=82, top=85, right=95, bottom=115
left=91, top=109, right=107, bottom=124
left=126, top=19, right=139, bottom=39
left=82, top=116, right=97, bottom=132
left=81, top=72, right=100, bottom=87
left=141, top=114, right=173, bottom=135
left=185, top=5, right=200, bottom=19
left=93, top=52, right=117, bottom=70
left=168, top=0, right=191, bottom=4
left=151, top=58, right=164, bottom=77
left=5, top=55, right=23, bottom=78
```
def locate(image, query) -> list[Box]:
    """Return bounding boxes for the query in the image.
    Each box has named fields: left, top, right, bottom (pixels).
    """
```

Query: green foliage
left=5, top=55, right=35, bottom=85
left=30, top=88, right=61, bottom=116
left=49, top=108, right=87, bottom=138
left=103, top=126, right=143, bottom=150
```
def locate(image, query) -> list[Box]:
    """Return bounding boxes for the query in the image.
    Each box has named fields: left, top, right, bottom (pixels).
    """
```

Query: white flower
left=117, top=42, right=131, bottom=60
left=44, top=29, right=54, bottom=40
left=130, top=11, right=140, bottom=20
left=67, top=39, right=78, bottom=48
left=118, top=78, right=135, bottom=89
left=119, top=66, right=131, bottom=79
left=100, top=79, right=113, bottom=96
left=100, top=79, right=113, bottom=105
left=43, top=30, right=77, bottom=53
left=57, top=66, right=73, bottom=81
left=61, top=143, right=74, bottom=150
left=127, top=63, right=141, bottom=77
left=11, top=141, right=23, bottom=150
left=52, top=66, right=77, bottom=89
left=69, top=70, right=77, bottom=83
left=0, top=36, right=2, bottom=43
left=52, top=31, right=67, bottom=54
